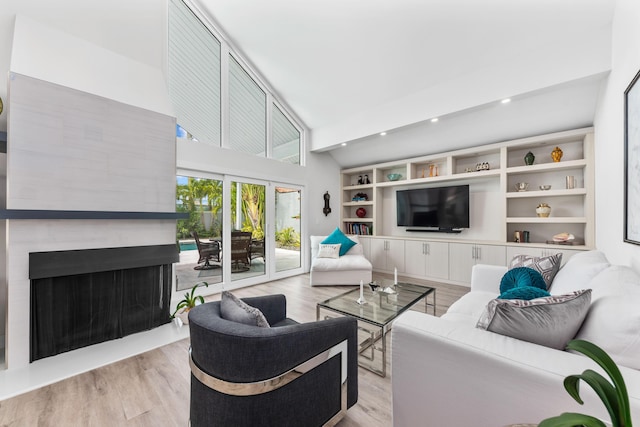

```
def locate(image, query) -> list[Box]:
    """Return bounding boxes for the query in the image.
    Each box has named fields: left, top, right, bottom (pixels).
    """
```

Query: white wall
left=305, top=151, right=342, bottom=237
left=0, top=0, right=168, bottom=132
left=594, top=0, right=640, bottom=268
left=10, top=14, right=172, bottom=117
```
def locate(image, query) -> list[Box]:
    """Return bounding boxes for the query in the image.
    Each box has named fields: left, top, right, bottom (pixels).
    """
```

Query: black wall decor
left=323, top=191, right=331, bottom=216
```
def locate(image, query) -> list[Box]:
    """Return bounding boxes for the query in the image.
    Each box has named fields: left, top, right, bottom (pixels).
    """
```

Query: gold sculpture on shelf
left=551, top=146, right=563, bottom=162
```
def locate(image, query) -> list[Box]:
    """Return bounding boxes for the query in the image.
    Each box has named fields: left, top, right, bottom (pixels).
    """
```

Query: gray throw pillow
left=220, top=291, right=270, bottom=328
left=476, top=289, right=591, bottom=350
left=509, top=253, right=563, bottom=289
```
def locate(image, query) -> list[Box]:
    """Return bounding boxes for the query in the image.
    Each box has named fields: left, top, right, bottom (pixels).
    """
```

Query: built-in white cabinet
left=370, top=238, right=405, bottom=272
left=341, top=168, right=375, bottom=236
left=363, top=236, right=582, bottom=286
left=342, top=127, right=594, bottom=286
left=340, top=127, right=595, bottom=248
left=448, top=243, right=507, bottom=284
left=404, top=240, right=449, bottom=280
left=504, top=132, right=594, bottom=247
left=358, top=235, right=371, bottom=261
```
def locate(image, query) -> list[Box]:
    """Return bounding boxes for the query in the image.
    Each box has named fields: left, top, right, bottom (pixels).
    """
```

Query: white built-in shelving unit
left=340, top=127, right=595, bottom=285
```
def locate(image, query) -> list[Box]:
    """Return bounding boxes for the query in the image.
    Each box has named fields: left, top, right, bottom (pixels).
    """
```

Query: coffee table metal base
left=316, top=284, right=436, bottom=377
left=356, top=322, right=389, bottom=377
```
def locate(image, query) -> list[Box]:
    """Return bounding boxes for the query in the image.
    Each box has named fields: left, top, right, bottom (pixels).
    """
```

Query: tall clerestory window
left=272, top=103, right=301, bottom=164
left=228, top=55, right=267, bottom=157
left=168, top=0, right=221, bottom=146
left=167, top=0, right=303, bottom=165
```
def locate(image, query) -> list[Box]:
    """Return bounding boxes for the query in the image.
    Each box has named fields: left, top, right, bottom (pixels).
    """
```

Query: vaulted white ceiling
left=0, top=0, right=616, bottom=167
left=197, top=0, right=615, bottom=167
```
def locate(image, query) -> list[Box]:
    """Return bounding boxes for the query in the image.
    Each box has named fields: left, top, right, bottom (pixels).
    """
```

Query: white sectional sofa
left=309, top=235, right=372, bottom=286
left=392, top=251, right=640, bottom=427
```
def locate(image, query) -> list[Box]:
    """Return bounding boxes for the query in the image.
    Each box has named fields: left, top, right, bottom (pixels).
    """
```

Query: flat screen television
left=396, top=185, right=470, bottom=232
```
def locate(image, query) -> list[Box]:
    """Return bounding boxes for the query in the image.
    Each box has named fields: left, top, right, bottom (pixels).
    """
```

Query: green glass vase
left=524, top=151, right=535, bottom=165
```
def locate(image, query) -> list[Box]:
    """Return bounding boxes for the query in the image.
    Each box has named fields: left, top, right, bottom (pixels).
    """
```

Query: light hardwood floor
left=0, top=273, right=468, bottom=426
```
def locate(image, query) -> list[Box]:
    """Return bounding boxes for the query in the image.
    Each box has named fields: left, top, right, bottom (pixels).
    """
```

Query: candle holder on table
left=356, top=279, right=367, bottom=305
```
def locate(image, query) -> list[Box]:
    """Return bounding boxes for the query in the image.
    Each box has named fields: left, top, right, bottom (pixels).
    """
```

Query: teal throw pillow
left=321, top=228, right=356, bottom=256
left=499, top=286, right=550, bottom=300
left=500, top=267, right=547, bottom=294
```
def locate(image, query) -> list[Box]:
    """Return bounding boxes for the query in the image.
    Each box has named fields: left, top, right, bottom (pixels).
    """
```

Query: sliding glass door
left=230, top=180, right=266, bottom=282
left=176, top=175, right=224, bottom=291
left=176, top=174, right=303, bottom=291
left=275, top=186, right=301, bottom=273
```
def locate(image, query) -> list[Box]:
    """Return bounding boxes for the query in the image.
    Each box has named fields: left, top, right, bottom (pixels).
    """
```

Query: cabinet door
left=359, top=236, right=371, bottom=261
left=369, top=238, right=388, bottom=271
left=475, top=244, right=506, bottom=267
left=424, top=241, right=449, bottom=280
left=387, top=239, right=405, bottom=273
left=448, top=243, right=475, bottom=284
left=404, top=240, right=426, bottom=276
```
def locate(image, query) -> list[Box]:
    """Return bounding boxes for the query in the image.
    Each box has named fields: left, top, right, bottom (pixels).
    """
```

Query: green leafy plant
left=275, top=226, right=300, bottom=248
left=170, top=281, right=209, bottom=319
left=539, top=339, right=633, bottom=427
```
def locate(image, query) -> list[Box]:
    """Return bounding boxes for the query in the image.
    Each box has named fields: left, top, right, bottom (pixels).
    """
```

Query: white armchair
left=309, top=235, right=372, bottom=286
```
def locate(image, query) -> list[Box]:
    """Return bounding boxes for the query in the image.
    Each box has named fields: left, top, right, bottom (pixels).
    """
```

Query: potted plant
left=170, top=281, right=209, bottom=325
left=539, top=339, right=633, bottom=427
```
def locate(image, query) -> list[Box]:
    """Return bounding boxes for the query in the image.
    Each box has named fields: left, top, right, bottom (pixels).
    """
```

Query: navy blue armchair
left=188, top=294, right=358, bottom=426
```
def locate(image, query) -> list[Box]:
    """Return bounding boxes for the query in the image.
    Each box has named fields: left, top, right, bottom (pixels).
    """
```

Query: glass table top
left=317, top=281, right=435, bottom=327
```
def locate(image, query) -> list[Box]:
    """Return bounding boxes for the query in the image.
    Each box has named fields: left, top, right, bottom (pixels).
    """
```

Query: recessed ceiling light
left=501, top=98, right=511, bottom=104
left=380, top=132, right=387, bottom=136
left=341, top=142, right=347, bottom=146
left=431, top=118, right=439, bottom=123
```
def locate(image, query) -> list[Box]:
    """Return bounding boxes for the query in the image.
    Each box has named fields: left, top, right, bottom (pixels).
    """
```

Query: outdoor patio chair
left=230, top=231, right=252, bottom=271
left=250, top=238, right=265, bottom=263
left=191, top=231, right=221, bottom=270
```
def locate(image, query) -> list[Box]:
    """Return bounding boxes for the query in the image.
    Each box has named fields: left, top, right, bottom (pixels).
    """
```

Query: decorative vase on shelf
left=355, top=207, right=367, bottom=218
left=524, top=151, right=535, bottom=166
left=536, top=203, right=551, bottom=218
left=551, top=146, right=563, bottom=162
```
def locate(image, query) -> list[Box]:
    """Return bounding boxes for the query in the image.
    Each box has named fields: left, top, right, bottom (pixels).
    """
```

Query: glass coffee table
left=316, top=281, right=436, bottom=377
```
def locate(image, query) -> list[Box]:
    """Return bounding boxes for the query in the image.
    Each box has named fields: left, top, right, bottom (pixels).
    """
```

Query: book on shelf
left=344, top=222, right=372, bottom=235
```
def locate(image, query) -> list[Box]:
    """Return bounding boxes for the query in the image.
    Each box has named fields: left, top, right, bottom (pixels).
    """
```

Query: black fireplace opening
left=29, top=245, right=177, bottom=362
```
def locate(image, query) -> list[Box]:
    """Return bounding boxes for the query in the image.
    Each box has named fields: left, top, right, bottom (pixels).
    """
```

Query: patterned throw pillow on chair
left=317, top=243, right=341, bottom=259
left=509, top=253, right=562, bottom=289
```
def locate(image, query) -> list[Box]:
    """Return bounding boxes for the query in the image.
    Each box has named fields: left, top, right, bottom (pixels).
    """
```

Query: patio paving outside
left=176, top=247, right=301, bottom=291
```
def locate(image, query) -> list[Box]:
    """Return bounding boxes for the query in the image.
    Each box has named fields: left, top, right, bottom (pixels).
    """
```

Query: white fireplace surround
left=0, top=15, right=184, bottom=393
left=7, top=220, right=177, bottom=368
left=3, top=70, right=178, bottom=370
